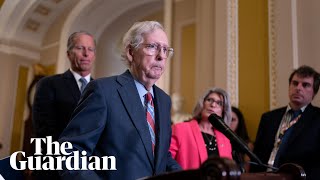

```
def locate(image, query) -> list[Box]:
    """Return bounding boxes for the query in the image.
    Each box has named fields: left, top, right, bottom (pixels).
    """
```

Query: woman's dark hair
left=231, top=107, right=250, bottom=143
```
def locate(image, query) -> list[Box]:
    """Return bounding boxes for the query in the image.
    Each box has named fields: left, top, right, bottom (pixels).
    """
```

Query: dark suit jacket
left=33, top=70, right=85, bottom=141
left=32, top=70, right=91, bottom=180
left=58, top=70, right=181, bottom=180
left=252, top=104, right=320, bottom=180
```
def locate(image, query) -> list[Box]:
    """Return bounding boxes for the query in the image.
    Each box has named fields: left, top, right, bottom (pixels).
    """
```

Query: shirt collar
left=70, top=68, right=91, bottom=82
left=286, top=104, right=307, bottom=113
left=134, top=79, right=154, bottom=106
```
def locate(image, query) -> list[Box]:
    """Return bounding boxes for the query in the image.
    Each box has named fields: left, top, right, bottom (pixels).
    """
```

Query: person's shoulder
left=36, top=72, right=65, bottom=86
left=314, top=106, right=320, bottom=112
left=93, top=70, right=134, bottom=88
left=93, top=75, right=118, bottom=84
left=152, top=86, right=171, bottom=105
left=172, top=119, right=197, bottom=128
left=306, top=104, right=320, bottom=116
left=88, top=75, right=119, bottom=92
left=259, top=107, right=286, bottom=124
left=308, top=104, right=320, bottom=111
left=262, top=106, right=286, bottom=116
left=172, top=120, right=199, bottom=137
left=171, top=113, right=192, bottom=124
left=154, top=85, right=169, bottom=97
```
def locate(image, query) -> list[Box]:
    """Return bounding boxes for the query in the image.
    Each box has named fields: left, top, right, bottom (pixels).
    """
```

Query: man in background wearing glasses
left=59, top=21, right=181, bottom=180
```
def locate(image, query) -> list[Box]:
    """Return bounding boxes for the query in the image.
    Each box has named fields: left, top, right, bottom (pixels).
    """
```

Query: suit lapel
left=62, top=70, right=81, bottom=101
left=190, top=120, right=208, bottom=163
left=286, top=104, right=313, bottom=146
left=116, top=70, right=155, bottom=168
left=271, top=108, right=287, bottom=139
left=153, top=86, right=166, bottom=170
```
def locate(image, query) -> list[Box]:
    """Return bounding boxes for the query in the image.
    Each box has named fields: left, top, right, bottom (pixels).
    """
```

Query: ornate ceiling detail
left=34, top=4, right=51, bottom=16
left=24, top=3, right=52, bottom=32
left=25, top=19, right=40, bottom=32
left=0, top=0, right=76, bottom=48
left=0, top=0, right=161, bottom=61
left=51, top=0, right=63, bottom=3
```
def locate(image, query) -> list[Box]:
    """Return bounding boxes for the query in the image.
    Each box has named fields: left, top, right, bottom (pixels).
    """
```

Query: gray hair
left=67, top=31, right=96, bottom=52
left=120, top=21, right=165, bottom=67
left=192, top=87, right=232, bottom=126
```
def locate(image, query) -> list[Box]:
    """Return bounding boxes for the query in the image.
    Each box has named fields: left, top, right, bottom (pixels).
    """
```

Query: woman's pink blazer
left=170, top=119, right=233, bottom=170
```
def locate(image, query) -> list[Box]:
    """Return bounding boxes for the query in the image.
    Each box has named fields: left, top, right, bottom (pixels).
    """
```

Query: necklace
left=202, top=132, right=217, bottom=151
left=203, top=133, right=214, bottom=145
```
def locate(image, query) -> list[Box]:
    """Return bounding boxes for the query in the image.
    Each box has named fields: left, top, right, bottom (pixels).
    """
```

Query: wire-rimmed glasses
left=205, top=98, right=223, bottom=107
left=141, top=43, right=174, bottom=59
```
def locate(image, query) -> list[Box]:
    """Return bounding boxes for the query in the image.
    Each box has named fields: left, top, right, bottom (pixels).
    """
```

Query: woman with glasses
left=169, top=87, right=233, bottom=170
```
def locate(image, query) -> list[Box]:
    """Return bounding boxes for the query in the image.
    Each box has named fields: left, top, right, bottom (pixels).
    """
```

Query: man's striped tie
left=79, top=77, right=88, bottom=93
left=145, top=92, right=156, bottom=153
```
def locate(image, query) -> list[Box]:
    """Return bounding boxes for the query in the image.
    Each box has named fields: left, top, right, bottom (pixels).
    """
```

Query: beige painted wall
left=180, top=24, right=196, bottom=113
left=171, top=0, right=195, bottom=97
left=0, top=52, right=34, bottom=157
left=239, top=0, right=269, bottom=141
left=10, top=66, right=28, bottom=154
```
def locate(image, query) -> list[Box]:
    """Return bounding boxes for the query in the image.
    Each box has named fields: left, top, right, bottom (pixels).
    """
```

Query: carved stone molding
left=268, top=0, right=279, bottom=109
left=227, top=0, right=239, bottom=107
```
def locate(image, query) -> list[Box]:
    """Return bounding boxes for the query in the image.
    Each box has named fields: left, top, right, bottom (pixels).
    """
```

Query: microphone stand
left=209, top=113, right=279, bottom=172
left=232, top=149, right=245, bottom=173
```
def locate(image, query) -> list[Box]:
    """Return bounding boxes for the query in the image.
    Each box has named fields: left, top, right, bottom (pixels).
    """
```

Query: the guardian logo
left=10, top=136, right=116, bottom=171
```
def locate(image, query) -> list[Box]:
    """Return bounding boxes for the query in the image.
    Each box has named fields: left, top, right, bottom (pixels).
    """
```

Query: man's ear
left=126, top=48, right=134, bottom=62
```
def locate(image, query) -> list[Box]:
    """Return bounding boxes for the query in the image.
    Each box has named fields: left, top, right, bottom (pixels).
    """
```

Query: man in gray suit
left=59, top=21, right=181, bottom=180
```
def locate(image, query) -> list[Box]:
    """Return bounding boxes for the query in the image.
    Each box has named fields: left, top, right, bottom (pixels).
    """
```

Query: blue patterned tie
left=79, top=77, right=88, bottom=93
left=145, top=92, right=156, bottom=152
left=291, top=110, right=301, bottom=121
left=273, top=109, right=301, bottom=167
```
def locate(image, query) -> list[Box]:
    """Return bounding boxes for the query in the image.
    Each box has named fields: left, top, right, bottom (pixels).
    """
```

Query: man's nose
left=156, top=51, right=165, bottom=60
left=82, top=49, right=89, bottom=57
left=295, top=83, right=304, bottom=91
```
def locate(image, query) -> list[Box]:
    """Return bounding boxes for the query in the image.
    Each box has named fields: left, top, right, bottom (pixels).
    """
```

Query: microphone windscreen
left=208, top=113, right=230, bottom=133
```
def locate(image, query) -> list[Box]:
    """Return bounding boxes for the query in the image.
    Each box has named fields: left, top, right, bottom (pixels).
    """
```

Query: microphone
left=208, top=113, right=265, bottom=166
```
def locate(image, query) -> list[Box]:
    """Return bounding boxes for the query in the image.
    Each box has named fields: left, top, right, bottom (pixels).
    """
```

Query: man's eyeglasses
left=205, top=98, right=223, bottom=107
left=141, top=43, right=174, bottom=59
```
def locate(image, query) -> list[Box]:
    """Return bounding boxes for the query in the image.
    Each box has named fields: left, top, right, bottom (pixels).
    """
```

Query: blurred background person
left=170, top=87, right=233, bottom=170
left=171, top=92, right=192, bottom=124
left=33, top=31, right=96, bottom=142
left=32, top=31, right=96, bottom=180
left=252, top=65, right=320, bottom=180
left=231, top=106, right=254, bottom=172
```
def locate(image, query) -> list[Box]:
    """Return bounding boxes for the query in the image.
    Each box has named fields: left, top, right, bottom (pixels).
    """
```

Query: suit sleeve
left=164, top=99, right=181, bottom=172
left=166, top=151, right=182, bottom=171
left=169, top=124, right=179, bottom=159
left=251, top=113, right=269, bottom=172
left=58, top=80, right=108, bottom=179
left=166, top=124, right=182, bottom=171
left=32, top=78, right=57, bottom=139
